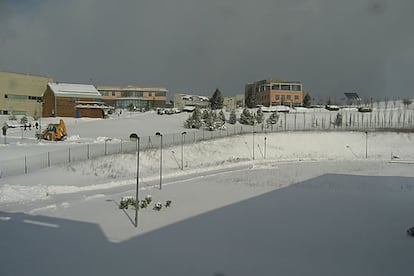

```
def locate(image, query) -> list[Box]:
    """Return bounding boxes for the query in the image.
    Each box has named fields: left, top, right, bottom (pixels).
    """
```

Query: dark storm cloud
left=0, top=0, right=413, bottom=101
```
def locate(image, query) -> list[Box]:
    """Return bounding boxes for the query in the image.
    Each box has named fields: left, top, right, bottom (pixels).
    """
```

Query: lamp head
left=129, top=133, right=139, bottom=141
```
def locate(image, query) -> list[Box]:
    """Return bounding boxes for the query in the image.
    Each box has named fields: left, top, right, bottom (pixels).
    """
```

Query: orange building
left=245, top=78, right=304, bottom=107
left=97, top=85, right=167, bottom=110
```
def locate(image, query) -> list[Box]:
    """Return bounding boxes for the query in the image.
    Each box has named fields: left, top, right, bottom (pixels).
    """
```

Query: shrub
left=119, top=196, right=137, bottom=209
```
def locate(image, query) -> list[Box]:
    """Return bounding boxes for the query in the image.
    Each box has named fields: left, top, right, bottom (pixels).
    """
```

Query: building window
left=112, top=91, right=116, bottom=96
left=272, top=84, right=280, bottom=90
left=287, top=95, right=291, bottom=100
left=294, top=95, right=299, bottom=100
left=155, top=92, right=165, bottom=97
left=281, top=85, right=290, bottom=91
left=292, top=85, right=302, bottom=91
left=275, top=95, right=280, bottom=100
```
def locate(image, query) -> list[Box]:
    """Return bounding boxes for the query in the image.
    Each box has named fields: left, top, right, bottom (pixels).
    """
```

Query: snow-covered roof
left=48, top=83, right=102, bottom=98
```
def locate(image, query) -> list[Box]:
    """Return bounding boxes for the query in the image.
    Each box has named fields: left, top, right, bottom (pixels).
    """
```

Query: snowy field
left=1, top=107, right=414, bottom=275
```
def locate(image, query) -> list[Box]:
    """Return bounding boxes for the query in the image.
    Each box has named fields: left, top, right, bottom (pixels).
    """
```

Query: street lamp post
left=264, top=137, right=267, bottom=159
left=37, top=99, right=42, bottom=137
left=181, top=131, right=187, bottom=170
left=129, top=133, right=140, bottom=228
left=252, top=125, right=255, bottom=160
left=155, top=132, right=163, bottom=189
left=365, top=131, right=368, bottom=159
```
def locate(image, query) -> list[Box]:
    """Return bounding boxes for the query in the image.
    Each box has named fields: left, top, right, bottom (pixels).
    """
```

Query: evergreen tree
left=184, top=108, right=202, bottom=129
left=204, top=110, right=215, bottom=130
left=240, top=108, right=253, bottom=125
left=210, top=88, right=224, bottom=110
left=303, top=93, right=311, bottom=107
left=202, top=109, right=209, bottom=121
left=229, top=109, right=237, bottom=124
left=218, top=110, right=226, bottom=124
left=192, top=108, right=202, bottom=128
left=256, top=108, right=264, bottom=124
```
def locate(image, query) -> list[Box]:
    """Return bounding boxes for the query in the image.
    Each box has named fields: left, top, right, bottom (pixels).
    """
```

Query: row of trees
left=185, top=107, right=281, bottom=130
left=185, top=109, right=226, bottom=130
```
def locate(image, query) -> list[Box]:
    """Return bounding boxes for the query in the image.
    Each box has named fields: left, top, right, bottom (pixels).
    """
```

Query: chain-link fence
left=1, top=108, right=414, bottom=178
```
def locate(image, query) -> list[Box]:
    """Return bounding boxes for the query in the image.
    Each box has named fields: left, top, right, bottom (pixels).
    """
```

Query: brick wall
left=78, top=108, right=103, bottom=118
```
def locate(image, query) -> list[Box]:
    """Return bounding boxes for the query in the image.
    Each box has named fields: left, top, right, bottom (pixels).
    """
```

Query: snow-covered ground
left=1, top=107, right=414, bottom=275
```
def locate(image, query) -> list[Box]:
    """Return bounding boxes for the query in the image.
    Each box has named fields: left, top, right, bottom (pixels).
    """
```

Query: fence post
left=120, top=139, right=123, bottom=153
left=68, top=148, right=71, bottom=163
left=87, top=144, right=90, bottom=159
left=48, top=152, right=50, bottom=167
left=24, top=156, right=27, bottom=174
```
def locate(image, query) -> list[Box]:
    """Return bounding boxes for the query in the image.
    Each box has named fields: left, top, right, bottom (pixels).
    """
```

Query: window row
left=4, top=94, right=42, bottom=101
left=100, top=91, right=166, bottom=97
left=258, top=94, right=301, bottom=101
left=256, top=84, right=302, bottom=92
left=275, top=95, right=300, bottom=100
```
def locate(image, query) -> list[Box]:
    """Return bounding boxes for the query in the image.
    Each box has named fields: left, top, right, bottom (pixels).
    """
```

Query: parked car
left=407, top=227, right=414, bottom=236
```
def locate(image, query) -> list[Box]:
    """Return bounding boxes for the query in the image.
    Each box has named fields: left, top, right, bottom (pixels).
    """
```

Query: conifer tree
left=240, top=108, right=253, bottom=125
left=210, top=88, right=224, bottom=110
left=303, top=93, right=311, bottom=107
left=184, top=107, right=202, bottom=129
left=256, top=108, right=264, bottom=124
left=218, top=110, right=226, bottom=124
left=229, top=109, right=237, bottom=124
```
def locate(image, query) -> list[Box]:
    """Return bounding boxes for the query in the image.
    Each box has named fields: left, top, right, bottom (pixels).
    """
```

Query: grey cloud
left=0, top=0, right=413, bottom=101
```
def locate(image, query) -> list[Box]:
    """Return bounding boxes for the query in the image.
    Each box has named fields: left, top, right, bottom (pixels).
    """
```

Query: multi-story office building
left=245, top=78, right=304, bottom=107
left=97, top=85, right=167, bottom=110
left=0, top=71, right=52, bottom=117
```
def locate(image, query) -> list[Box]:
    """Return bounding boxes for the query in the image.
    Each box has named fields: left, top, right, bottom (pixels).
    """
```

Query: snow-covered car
left=407, top=227, right=414, bottom=236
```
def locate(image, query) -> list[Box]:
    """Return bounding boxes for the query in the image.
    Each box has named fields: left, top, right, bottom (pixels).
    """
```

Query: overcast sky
left=1, top=0, right=413, bottom=102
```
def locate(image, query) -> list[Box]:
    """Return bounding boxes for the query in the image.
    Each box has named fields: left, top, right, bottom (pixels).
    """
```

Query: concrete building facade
left=245, top=78, right=304, bottom=107
left=97, top=85, right=167, bottom=110
left=223, top=94, right=245, bottom=111
left=0, top=71, right=52, bottom=117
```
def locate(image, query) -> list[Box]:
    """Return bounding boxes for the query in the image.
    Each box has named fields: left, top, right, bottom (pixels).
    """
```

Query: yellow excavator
left=37, top=119, right=67, bottom=141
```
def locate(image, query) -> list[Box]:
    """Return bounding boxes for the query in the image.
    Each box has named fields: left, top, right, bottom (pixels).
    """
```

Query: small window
left=112, top=91, right=116, bottom=96
left=275, top=95, right=280, bottom=100
left=294, top=95, right=299, bottom=100
left=287, top=95, right=291, bottom=100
